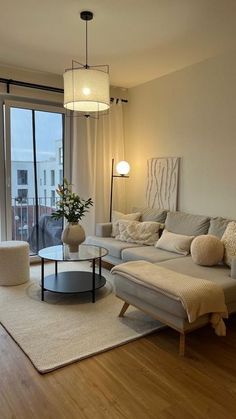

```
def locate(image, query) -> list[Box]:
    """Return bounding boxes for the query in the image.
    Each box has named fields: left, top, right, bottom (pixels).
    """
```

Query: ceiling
left=0, top=0, right=236, bottom=88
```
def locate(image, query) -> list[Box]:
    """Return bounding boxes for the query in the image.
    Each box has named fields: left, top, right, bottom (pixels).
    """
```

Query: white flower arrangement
left=51, top=178, right=93, bottom=223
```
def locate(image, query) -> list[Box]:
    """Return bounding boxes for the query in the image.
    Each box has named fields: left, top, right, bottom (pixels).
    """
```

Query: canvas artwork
left=146, top=157, right=180, bottom=211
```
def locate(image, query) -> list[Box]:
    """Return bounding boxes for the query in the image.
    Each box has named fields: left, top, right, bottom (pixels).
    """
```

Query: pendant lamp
left=63, top=11, right=110, bottom=117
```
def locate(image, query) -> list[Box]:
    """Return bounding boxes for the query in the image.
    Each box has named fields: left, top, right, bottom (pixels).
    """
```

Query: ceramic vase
left=61, top=222, right=85, bottom=252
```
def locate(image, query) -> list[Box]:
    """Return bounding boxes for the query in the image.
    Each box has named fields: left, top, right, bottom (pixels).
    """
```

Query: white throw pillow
left=155, top=229, right=194, bottom=255
left=221, top=221, right=236, bottom=267
left=115, top=220, right=163, bottom=245
left=111, top=211, right=141, bottom=237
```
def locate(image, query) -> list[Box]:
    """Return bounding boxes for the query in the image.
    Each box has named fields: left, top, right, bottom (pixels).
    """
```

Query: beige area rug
left=0, top=262, right=163, bottom=373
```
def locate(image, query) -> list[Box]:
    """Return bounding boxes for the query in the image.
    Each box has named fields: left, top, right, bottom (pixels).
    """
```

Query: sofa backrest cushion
left=133, top=207, right=167, bottom=223
left=165, top=211, right=210, bottom=236
left=208, top=217, right=232, bottom=239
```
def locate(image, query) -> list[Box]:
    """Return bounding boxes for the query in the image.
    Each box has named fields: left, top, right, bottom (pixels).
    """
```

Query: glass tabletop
left=38, top=244, right=108, bottom=262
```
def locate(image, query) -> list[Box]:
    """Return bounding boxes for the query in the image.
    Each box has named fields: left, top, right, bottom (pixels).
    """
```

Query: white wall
left=125, top=50, right=236, bottom=219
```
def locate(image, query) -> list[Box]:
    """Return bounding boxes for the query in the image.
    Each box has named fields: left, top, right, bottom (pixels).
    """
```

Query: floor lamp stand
left=109, top=158, right=129, bottom=222
left=109, top=158, right=115, bottom=222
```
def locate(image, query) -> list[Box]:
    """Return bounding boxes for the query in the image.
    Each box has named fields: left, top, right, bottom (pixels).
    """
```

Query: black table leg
left=99, top=257, right=102, bottom=277
left=55, top=261, right=58, bottom=276
left=92, top=259, right=96, bottom=303
left=41, top=257, right=44, bottom=301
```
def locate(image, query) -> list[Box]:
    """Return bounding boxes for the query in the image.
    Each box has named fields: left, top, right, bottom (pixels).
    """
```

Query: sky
left=11, top=107, right=63, bottom=161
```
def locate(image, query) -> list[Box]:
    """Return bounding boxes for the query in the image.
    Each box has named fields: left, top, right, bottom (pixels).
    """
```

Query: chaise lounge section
left=87, top=209, right=236, bottom=354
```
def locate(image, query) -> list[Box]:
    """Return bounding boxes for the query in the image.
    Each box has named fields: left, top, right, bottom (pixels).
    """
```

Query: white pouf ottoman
left=0, top=241, right=30, bottom=286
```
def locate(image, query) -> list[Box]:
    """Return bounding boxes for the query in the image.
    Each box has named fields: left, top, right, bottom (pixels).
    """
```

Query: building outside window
left=17, top=206, right=28, bottom=224
left=51, top=190, right=56, bottom=207
left=16, top=204, right=29, bottom=240
left=17, top=169, right=28, bottom=185
left=2, top=104, right=65, bottom=252
left=51, top=170, right=55, bottom=186
left=59, top=147, right=63, bottom=165
left=17, top=189, right=28, bottom=203
left=59, top=169, right=63, bottom=185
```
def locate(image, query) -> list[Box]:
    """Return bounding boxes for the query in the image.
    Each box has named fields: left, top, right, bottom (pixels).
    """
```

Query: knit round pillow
left=191, top=235, right=224, bottom=266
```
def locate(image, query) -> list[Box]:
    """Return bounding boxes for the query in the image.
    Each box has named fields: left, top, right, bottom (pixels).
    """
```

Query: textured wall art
left=146, top=157, right=180, bottom=211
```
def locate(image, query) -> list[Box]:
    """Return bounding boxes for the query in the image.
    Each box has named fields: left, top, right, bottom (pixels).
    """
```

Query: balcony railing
left=11, top=196, right=59, bottom=242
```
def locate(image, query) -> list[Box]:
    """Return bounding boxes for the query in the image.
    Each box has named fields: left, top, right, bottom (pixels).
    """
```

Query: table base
left=42, top=271, right=106, bottom=302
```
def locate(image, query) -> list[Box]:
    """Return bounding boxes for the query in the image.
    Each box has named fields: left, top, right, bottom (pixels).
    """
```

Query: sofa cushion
left=121, top=246, right=185, bottom=263
left=116, top=220, right=163, bottom=246
left=221, top=221, right=236, bottom=267
left=158, top=257, right=236, bottom=305
left=111, top=211, right=141, bottom=237
left=231, top=258, right=236, bottom=279
left=155, top=230, right=194, bottom=255
left=86, top=236, right=141, bottom=259
left=165, top=211, right=210, bottom=236
left=208, top=217, right=231, bottom=239
left=133, top=207, right=167, bottom=223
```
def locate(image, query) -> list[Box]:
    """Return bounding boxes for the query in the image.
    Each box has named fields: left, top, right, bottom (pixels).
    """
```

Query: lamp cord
left=85, top=19, right=88, bottom=68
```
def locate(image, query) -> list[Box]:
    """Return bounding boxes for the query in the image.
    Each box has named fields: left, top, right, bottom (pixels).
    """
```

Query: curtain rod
left=0, top=77, right=128, bottom=103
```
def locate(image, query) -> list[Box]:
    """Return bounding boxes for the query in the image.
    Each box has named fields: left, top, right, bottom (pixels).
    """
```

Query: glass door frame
left=1, top=97, right=71, bottom=245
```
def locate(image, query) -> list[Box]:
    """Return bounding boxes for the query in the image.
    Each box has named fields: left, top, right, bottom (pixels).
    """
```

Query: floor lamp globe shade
left=63, top=68, right=110, bottom=112
left=116, top=161, right=130, bottom=176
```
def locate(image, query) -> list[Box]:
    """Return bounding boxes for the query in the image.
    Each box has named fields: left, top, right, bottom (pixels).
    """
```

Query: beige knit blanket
left=112, top=261, right=228, bottom=336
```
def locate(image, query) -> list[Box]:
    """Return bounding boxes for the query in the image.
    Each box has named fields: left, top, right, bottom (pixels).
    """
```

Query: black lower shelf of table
left=43, top=271, right=106, bottom=295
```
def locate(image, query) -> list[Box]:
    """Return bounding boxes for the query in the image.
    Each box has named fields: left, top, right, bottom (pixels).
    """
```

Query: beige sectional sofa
left=87, top=210, right=236, bottom=354
left=87, top=210, right=212, bottom=265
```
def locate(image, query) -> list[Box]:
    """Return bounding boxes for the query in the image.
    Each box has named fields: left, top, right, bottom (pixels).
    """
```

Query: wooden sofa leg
left=179, top=333, right=186, bottom=356
left=119, top=302, right=130, bottom=317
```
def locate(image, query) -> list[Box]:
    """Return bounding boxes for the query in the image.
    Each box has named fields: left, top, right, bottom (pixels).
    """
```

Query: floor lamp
left=109, top=158, right=130, bottom=222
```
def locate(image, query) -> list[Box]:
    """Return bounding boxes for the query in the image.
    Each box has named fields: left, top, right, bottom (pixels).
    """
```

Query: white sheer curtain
left=71, top=101, right=126, bottom=235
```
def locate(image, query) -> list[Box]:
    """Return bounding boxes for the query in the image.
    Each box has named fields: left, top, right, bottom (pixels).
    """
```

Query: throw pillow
left=155, top=229, right=194, bottom=255
left=221, top=221, right=236, bottom=267
left=115, top=220, right=163, bottom=246
left=111, top=210, right=141, bottom=237
left=191, top=235, right=224, bottom=266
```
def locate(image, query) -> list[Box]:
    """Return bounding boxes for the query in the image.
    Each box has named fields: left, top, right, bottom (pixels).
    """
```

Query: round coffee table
left=38, top=244, right=108, bottom=303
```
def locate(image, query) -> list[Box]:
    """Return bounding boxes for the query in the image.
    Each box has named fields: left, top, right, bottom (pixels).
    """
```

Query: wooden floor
left=1, top=316, right=236, bottom=419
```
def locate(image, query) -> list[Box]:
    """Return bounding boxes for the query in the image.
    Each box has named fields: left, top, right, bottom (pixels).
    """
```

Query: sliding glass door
left=4, top=101, right=66, bottom=255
